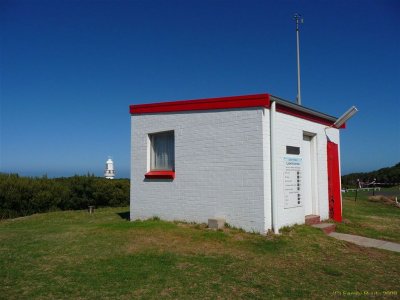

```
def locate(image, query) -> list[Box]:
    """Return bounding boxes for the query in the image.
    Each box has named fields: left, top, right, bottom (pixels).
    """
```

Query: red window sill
left=145, top=171, right=175, bottom=179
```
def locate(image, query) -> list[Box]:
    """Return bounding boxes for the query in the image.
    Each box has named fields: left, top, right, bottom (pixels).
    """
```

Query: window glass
left=150, top=131, right=174, bottom=170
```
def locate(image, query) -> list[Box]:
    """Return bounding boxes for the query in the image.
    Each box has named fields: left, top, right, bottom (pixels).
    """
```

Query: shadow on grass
left=117, top=211, right=130, bottom=221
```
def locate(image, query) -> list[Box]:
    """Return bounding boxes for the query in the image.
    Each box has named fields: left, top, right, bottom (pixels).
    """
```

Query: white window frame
left=149, top=130, right=175, bottom=171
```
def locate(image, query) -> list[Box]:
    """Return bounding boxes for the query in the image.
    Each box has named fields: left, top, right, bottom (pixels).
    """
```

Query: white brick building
left=130, top=94, right=343, bottom=234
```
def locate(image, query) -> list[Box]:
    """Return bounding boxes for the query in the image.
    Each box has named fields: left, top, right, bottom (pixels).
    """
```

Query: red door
left=327, top=141, right=342, bottom=222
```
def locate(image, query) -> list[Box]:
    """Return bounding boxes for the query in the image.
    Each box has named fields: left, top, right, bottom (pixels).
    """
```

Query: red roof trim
left=130, top=94, right=270, bottom=114
left=129, top=93, right=344, bottom=128
left=145, top=171, right=175, bottom=180
left=276, top=104, right=345, bottom=128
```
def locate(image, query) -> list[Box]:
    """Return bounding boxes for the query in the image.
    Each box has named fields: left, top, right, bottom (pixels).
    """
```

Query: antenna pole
left=293, top=13, right=303, bottom=105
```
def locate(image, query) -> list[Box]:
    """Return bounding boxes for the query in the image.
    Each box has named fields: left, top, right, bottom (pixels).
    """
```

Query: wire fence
left=342, top=187, right=400, bottom=203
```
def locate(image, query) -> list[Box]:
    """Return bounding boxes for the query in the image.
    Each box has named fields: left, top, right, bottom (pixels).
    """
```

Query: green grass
left=1, top=206, right=399, bottom=299
left=336, top=192, right=400, bottom=243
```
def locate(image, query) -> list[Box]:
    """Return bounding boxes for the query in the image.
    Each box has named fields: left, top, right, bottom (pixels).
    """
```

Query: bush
left=0, top=174, right=129, bottom=219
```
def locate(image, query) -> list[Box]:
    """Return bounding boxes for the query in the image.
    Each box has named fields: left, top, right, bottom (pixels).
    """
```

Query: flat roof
left=130, top=93, right=344, bottom=128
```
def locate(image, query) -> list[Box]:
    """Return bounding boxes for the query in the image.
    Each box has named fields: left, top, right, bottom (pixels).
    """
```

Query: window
left=145, top=131, right=175, bottom=179
left=150, top=131, right=175, bottom=171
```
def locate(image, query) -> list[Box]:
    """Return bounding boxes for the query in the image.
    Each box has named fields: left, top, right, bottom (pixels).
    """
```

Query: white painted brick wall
left=131, top=108, right=267, bottom=233
left=272, top=112, right=340, bottom=229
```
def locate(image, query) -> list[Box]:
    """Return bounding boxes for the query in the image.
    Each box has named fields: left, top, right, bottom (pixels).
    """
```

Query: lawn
left=1, top=205, right=399, bottom=299
left=337, top=190, right=400, bottom=243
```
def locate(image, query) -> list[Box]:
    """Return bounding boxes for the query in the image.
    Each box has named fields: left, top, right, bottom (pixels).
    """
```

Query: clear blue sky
left=1, top=0, right=399, bottom=178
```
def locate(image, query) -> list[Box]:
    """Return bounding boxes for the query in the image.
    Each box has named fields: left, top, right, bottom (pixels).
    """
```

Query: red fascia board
left=130, top=94, right=270, bottom=115
left=129, top=93, right=345, bottom=128
left=145, top=171, right=175, bottom=179
left=276, top=104, right=346, bottom=129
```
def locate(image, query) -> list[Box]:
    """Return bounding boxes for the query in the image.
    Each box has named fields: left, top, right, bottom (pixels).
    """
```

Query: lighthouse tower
left=104, top=157, right=115, bottom=179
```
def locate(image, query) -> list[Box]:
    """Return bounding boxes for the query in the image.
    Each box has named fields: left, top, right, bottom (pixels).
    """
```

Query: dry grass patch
left=125, top=225, right=275, bottom=259
left=368, top=195, right=399, bottom=206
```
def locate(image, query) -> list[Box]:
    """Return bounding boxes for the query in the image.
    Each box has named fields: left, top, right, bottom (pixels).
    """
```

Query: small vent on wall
left=286, top=146, right=300, bottom=155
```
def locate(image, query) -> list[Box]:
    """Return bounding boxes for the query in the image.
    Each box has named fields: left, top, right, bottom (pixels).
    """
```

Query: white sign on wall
left=283, top=157, right=302, bottom=209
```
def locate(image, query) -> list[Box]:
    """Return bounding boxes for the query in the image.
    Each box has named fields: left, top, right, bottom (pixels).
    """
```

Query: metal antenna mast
left=293, top=13, right=303, bottom=105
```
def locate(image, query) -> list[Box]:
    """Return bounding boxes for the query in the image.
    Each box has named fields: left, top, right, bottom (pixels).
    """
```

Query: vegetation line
left=0, top=174, right=129, bottom=219
left=342, top=162, right=400, bottom=188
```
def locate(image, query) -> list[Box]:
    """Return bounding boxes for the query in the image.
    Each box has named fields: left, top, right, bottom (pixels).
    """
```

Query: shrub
left=0, top=173, right=129, bottom=219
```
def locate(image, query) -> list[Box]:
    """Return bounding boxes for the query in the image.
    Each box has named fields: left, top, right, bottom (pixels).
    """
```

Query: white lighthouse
left=104, top=157, right=115, bottom=179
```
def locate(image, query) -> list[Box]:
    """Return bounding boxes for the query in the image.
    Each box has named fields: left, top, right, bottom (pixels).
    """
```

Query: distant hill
left=342, top=162, right=400, bottom=187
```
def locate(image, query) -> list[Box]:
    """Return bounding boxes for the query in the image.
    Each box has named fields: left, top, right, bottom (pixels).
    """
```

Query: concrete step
left=312, top=223, right=336, bottom=234
left=305, top=214, right=320, bottom=225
